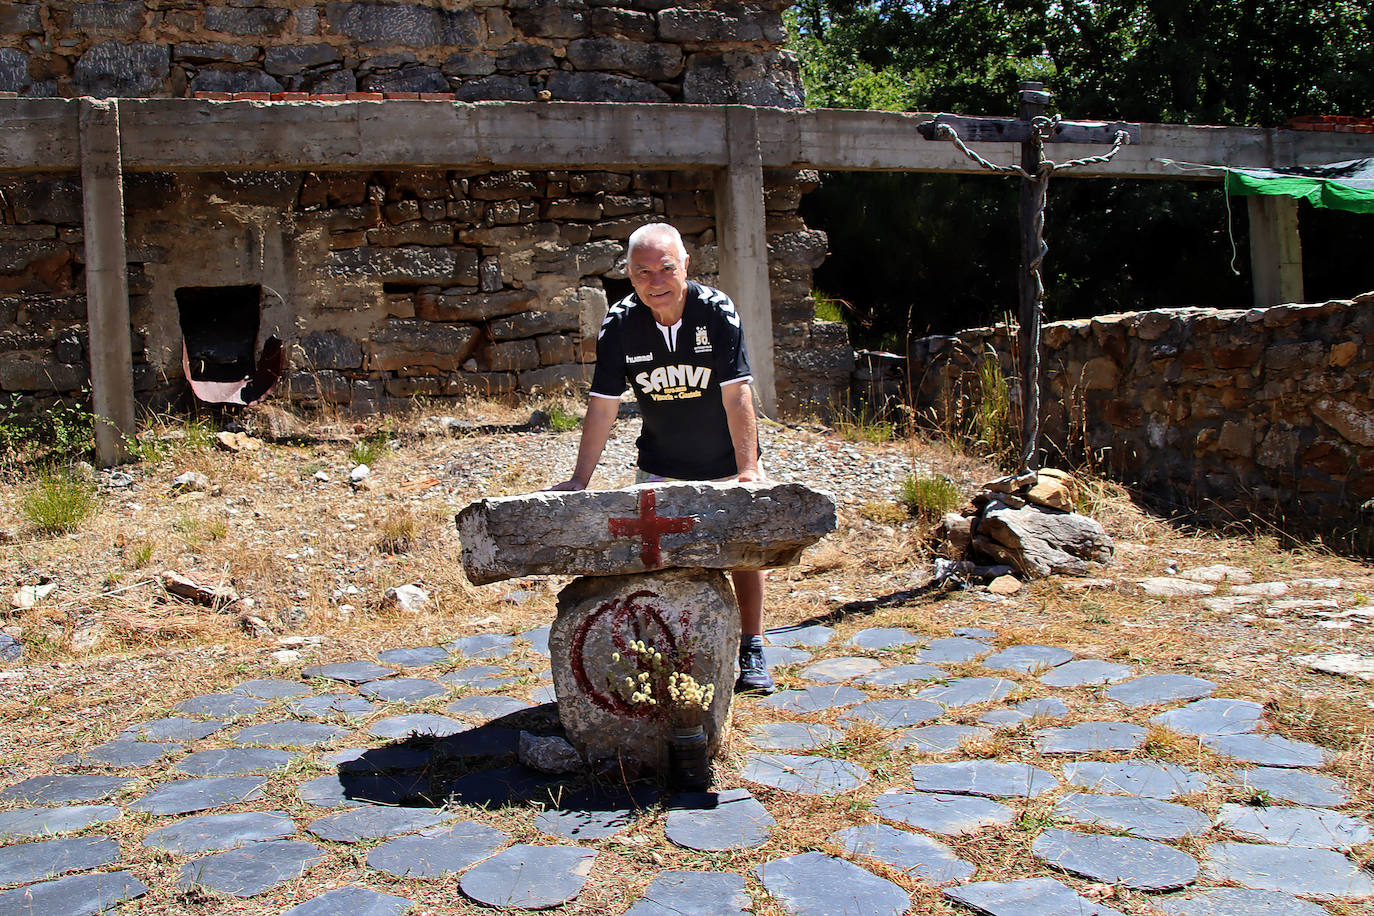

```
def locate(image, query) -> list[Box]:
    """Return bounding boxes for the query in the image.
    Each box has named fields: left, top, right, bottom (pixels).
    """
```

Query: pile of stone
left=940, top=468, right=1114, bottom=584
left=457, top=482, right=835, bottom=774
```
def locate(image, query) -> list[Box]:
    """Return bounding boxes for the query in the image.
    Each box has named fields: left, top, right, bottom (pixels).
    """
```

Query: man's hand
left=735, top=466, right=765, bottom=483
left=547, top=478, right=585, bottom=492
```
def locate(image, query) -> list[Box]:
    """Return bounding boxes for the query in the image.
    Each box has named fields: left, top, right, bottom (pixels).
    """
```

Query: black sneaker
left=734, top=644, right=775, bottom=694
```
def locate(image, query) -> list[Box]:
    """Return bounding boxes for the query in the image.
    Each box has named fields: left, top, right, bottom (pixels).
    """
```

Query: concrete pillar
left=79, top=98, right=135, bottom=466
left=713, top=106, right=776, bottom=418
left=1247, top=194, right=1304, bottom=308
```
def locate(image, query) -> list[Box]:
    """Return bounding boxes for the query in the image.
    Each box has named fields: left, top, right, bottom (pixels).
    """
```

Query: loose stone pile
left=0, top=623, right=1369, bottom=914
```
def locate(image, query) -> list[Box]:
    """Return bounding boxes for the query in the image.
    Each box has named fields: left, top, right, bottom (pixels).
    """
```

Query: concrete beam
left=1248, top=195, right=1305, bottom=308
left=78, top=98, right=135, bottom=466
left=713, top=107, right=776, bottom=418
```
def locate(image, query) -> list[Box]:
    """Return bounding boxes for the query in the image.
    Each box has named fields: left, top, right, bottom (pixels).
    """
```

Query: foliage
left=831, top=400, right=897, bottom=443
left=812, top=291, right=847, bottom=323
left=899, top=474, right=961, bottom=520
left=787, top=1, right=1374, bottom=341
left=21, top=467, right=99, bottom=535
left=0, top=394, right=95, bottom=468
left=973, top=353, right=1018, bottom=462
left=546, top=403, right=581, bottom=433
left=349, top=428, right=393, bottom=466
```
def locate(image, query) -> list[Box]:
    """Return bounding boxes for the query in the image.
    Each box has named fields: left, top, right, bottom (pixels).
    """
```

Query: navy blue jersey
left=591, top=282, right=755, bottom=479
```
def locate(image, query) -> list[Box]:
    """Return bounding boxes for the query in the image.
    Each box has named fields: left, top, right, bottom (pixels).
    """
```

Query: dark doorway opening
left=176, top=284, right=262, bottom=382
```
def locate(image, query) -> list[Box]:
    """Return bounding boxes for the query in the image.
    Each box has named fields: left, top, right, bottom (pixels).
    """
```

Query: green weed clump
left=349, top=428, right=393, bottom=466
left=832, top=401, right=896, bottom=444
left=812, top=290, right=847, bottom=323
left=546, top=403, right=581, bottom=432
left=900, top=474, right=961, bottom=521
left=21, top=468, right=99, bottom=535
left=0, top=395, right=94, bottom=468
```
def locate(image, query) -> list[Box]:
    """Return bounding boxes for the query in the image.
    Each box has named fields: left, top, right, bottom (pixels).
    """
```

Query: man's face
left=629, top=236, right=690, bottom=323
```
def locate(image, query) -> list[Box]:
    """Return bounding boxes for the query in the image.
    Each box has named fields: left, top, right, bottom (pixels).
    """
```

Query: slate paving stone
left=434, top=724, right=521, bottom=759
left=848, top=627, right=920, bottom=650
left=233, top=677, right=313, bottom=699
left=1064, top=760, right=1210, bottom=799
left=120, top=716, right=226, bottom=741
left=438, top=667, right=519, bottom=690
left=0, top=835, right=121, bottom=885
left=742, top=752, right=868, bottom=795
left=982, top=644, right=1074, bottom=673
left=235, top=721, right=350, bottom=747
left=175, top=693, right=268, bottom=718
left=442, top=765, right=564, bottom=808
left=765, top=624, right=834, bottom=647
left=944, top=876, right=1127, bottom=916
left=1228, top=766, right=1352, bottom=807
left=854, top=663, right=946, bottom=686
left=529, top=684, right=557, bottom=704
left=1152, top=697, right=1266, bottom=736
left=369, top=714, right=467, bottom=739
left=176, top=839, right=328, bottom=897
left=302, top=660, right=395, bottom=685
left=873, top=790, right=1014, bottom=836
left=129, top=776, right=267, bottom=815
left=1202, top=733, right=1327, bottom=768
left=1034, top=721, right=1147, bottom=754
left=534, top=785, right=659, bottom=840
left=0, top=774, right=135, bottom=804
left=0, top=870, right=148, bottom=916
left=760, top=684, right=867, bottom=713
left=624, top=870, right=750, bottom=916
left=287, top=692, right=377, bottom=720
left=359, top=677, right=448, bottom=703
left=954, top=626, right=998, bottom=638
left=299, top=770, right=431, bottom=808
left=1204, top=840, right=1374, bottom=898
left=59, top=739, right=181, bottom=768
left=1032, top=827, right=1200, bottom=891
left=307, top=806, right=456, bottom=842
left=176, top=747, right=294, bottom=777
left=833, top=823, right=975, bottom=882
left=800, top=656, right=883, bottom=682
left=1040, top=659, right=1134, bottom=687
left=1153, top=886, right=1332, bottom=916
left=367, top=819, right=509, bottom=878
left=377, top=645, right=450, bottom=667
left=978, top=696, right=1071, bottom=727
left=842, top=697, right=944, bottom=728
left=1217, top=802, right=1372, bottom=850
left=745, top=721, right=844, bottom=751
left=459, top=843, right=596, bottom=908
left=917, top=676, right=1017, bottom=707
left=764, top=645, right=812, bottom=666
left=911, top=760, right=1058, bottom=798
left=1106, top=674, right=1217, bottom=707
left=326, top=745, right=436, bottom=773
left=917, top=636, right=990, bottom=664
left=756, top=851, right=909, bottom=916
left=0, top=805, right=121, bottom=840
left=446, top=633, right=519, bottom=659
left=445, top=695, right=534, bottom=720
left=1053, top=794, right=1212, bottom=841
left=281, top=885, right=415, bottom=916
left=521, top=624, right=552, bottom=654
left=664, top=788, right=775, bottom=851
left=890, top=724, right=991, bottom=753
left=142, top=810, right=296, bottom=854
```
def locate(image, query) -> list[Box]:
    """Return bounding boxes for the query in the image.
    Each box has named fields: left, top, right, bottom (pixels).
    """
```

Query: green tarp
left=1224, top=158, right=1374, bottom=215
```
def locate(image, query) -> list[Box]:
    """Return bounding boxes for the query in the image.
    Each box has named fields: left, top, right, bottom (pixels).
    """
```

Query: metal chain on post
left=934, top=116, right=1130, bottom=480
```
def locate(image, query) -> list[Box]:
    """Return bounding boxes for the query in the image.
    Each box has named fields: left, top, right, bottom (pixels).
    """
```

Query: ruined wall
left=0, top=1, right=847, bottom=417
left=904, top=293, right=1374, bottom=534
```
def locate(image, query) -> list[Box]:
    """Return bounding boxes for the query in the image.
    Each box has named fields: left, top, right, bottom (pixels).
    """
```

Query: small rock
left=942, top=513, right=972, bottom=552
left=270, top=649, right=301, bottom=665
left=313, top=471, right=330, bottom=482
left=1294, top=653, right=1374, bottom=682
left=171, top=471, right=211, bottom=492
left=161, top=571, right=240, bottom=609
left=1179, top=564, right=1253, bottom=584
left=987, top=575, right=1022, bottom=595
left=11, top=582, right=57, bottom=610
left=216, top=431, right=262, bottom=452
left=239, top=615, right=275, bottom=638
left=518, top=732, right=583, bottom=774
left=1138, top=577, right=1216, bottom=598
left=69, top=614, right=105, bottom=652
left=527, top=409, right=551, bottom=428
left=1026, top=468, right=1077, bottom=511
left=0, top=633, right=21, bottom=662
left=107, top=471, right=134, bottom=488
left=383, top=584, right=430, bottom=614
left=349, top=464, right=371, bottom=482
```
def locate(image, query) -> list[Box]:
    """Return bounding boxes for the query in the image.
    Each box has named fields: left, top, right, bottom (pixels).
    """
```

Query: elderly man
left=551, top=222, right=774, bottom=693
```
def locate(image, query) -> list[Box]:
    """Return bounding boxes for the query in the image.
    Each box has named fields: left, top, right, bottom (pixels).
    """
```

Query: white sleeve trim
left=720, top=375, right=753, bottom=387
left=589, top=391, right=622, bottom=400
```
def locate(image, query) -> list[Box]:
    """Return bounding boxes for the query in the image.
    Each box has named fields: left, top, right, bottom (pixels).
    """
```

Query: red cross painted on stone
left=608, top=488, right=696, bottom=569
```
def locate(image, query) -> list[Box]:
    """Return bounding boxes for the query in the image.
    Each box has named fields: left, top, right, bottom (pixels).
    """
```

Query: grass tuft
left=899, top=474, right=961, bottom=521
left=21, top=467, right=99, bottom=535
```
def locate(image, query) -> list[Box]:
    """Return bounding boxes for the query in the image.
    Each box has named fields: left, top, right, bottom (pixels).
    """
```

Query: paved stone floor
left=0, top=625, right=1370, bottom=915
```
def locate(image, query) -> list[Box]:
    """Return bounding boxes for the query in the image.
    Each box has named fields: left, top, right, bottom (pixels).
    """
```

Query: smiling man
left=550, top=222, right=774, bottom=693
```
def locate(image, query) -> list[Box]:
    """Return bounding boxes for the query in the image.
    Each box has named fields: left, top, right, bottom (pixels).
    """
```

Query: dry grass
left=1, top=396, right=1373, bottom=914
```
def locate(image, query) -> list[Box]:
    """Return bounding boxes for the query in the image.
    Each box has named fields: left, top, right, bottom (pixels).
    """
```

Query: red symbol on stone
left=570, top=589, right=695, bottom=718
left=608, top=488, right=696, bottom=570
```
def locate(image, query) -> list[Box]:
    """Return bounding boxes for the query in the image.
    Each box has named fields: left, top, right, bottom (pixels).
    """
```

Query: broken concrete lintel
left=457, top=481, right=837, bottom=585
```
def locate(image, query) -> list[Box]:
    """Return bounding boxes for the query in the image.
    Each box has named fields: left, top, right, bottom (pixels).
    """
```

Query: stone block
left=0, top=49, right=31, bottom=94
left=366, top=223, right=454, bottom=246
left=442, top=51, right=497, bottom=77
left=546, top=199, right=604, bottom=221
left=299, top=331, right=363, bottom=371
left=73, top=41, right=170, bottom=97
left=189, top=69, right=284, bottom=95
left=469, top=172, right=539, bottom=201
left=453, top=74, right=538, bottom=101
left=567, top=39, right=683, bottom=81
left=264, top=45, right=341, bottom=75
left=496, top=43, right=557, bottom=72
left=324, top=3, right=482, bottom=47
left=0, top=6, right=40, bottom=34
left=682, top=50, right=804, bottom=108
left=286, top=370, right=352, bottom=404
left=519, top=363, right=592, bottom=393
left=570, top=173, right=632, bottom=194
left=205, top=6, right=289, bottom=35
left=457, top=482, right=837, bottom=585
left=360, top=65, right=449, bottom=93
left=73, top=2, right=145, bottom=32
left=454, top=370, right=517, bottom=396
left=536, top=334, right=577, bottom=366
left=491, top=310, right=579, bottom=341
left=173, top=43, right=258, bottom=65
left=658, top=8, right=784, bottom=43
left=368, top=319, right=478, bottom=372
left=1312, top=398, right=1374, bottom=447
left=511, top=2, right=590, bottom=39
left=481, top=339, right=539, bottom=373
left=974, top=499, right=1113, bottom=579
left=418, top=288, right=536, bottom=322
left=546, top=71, right=672, bottom=103
left=324, top=246, right=478, bottom=283
left=588, top=8, right=655, bottom=40
left=549, top=569, right=738, bottom=770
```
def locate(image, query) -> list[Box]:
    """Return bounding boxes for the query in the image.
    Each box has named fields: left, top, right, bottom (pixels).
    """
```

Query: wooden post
left=79, top=98, right=135, bottom=466
left=714, top=106, right=777, bottom=418
left=1247, top=195, right=1305, bottom=308
left=1016, top=82, right=1050, bottom=473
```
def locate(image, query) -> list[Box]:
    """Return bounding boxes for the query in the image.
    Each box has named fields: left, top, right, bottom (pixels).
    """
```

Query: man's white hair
left=627, top=222, right=688, bottom=262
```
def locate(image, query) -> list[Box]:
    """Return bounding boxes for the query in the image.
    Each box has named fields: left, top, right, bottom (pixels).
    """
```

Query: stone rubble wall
left=0, top=2, right=850, bottom=418
left=902, top=293, right=1374, bottom=533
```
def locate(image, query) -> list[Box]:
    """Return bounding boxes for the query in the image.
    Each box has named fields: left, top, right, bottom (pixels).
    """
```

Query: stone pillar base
left=549, top=568, right=739, bottom=773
